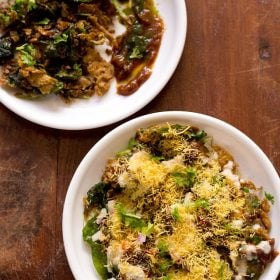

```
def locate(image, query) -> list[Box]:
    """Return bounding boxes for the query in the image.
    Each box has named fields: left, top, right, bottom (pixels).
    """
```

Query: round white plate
left=63, top=111, right=280, bottom=280
left=0, top=1, right=187, bottom=130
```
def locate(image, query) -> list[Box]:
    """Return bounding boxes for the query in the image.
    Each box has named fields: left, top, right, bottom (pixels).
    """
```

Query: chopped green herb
left=242, top=187, right=250, bottom=193
left=36, top=18, right=50, bottom=25
left=133, top=0, right=145, bottom=14
left=54, top=33, right=69, bottom=44
left=128, top=137, right=139, bottom=149
left=250, top=235, right=262, bottom=245
left=171, top=206, right=181, bottom=221
left=265, top=192, right=275, bottom=204
left=117, top=204, right=146, bottom=229
left=181, top=128, right=207, bottom=140
left=116, top=149, right=130, bottom=157
left=141, top=222, right=154, bottom=236
left=171, top=124, right=183, bottom=130
left=128, top=35, right=148, bottom=59
left=130, top=47, right=142, bottom=59
left=116, top=137, right=140, bottom=157
left=152, top=155, right=165, bottom=162
left=172, top=168, right=196, bottom=188
left=13, top=0, right=36, bottom=13
left=53, top=81, right=64, bottom=93
left=0, top=13, right=12, bottom=28
left=251, top=196, right=260, bottom=209
left=27, top=0, right=36, bottom=11
left=193, top=130, right=207, bottom=140
left=157, top=240, right=169, bottom=255
left=158, top=258, right=172, bottom=273
left=111, top=0, right=128, bottom=21
left=194, top=199, right=210, bottom=210
left=16, top=44, right=36, bottom=66
left=224, top=223, right=241, bottom=235
left=56, top=64, right=82, bottom=80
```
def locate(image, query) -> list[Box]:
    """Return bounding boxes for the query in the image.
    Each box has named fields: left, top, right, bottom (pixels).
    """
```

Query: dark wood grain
left=0, top=0, right=279, bottom=279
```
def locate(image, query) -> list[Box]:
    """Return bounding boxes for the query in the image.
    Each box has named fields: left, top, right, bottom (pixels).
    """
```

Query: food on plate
left=0, top=0, right=163, bottom=101
left=111, top=0, right=163, bottom=95
left=83, top=123, right=278, bottom=280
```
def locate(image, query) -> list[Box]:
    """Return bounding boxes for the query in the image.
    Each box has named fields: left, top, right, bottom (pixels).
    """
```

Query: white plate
left=0, top=1, right=187, bottom=130
left=63, top=111, right=280, bottom=280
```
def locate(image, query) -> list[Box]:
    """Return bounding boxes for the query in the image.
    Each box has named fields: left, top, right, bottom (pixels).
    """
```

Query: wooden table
left=0, top=1, right=279, bottom=279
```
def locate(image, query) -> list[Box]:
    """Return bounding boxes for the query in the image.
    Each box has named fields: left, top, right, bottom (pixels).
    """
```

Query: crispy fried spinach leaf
left=0, top=38, right=13, bottom=60
left=87, top=182, right=110, bottom=209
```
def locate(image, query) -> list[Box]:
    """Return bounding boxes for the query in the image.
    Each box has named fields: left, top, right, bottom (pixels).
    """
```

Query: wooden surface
left=0, top=0, right=280, bottom=279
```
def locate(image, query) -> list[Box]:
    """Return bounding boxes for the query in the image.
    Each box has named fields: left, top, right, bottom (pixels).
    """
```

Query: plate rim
left=62, top=111, right=280, bottom=280
left=0, top=0, right=187, bottom=130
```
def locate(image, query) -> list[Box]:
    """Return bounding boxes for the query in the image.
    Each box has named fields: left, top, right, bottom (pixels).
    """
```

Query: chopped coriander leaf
left=133, top=0, right=145, bottom=14
left=16, top=44, right=36, bottom=66
left=56, top=64, right=82, bottom=80
left=171, top=207, right=181, bottom=221
left=128, top=35, right=148, bottom=60
left=251, top=196, right=260, bottom=209
left=171, top=124, right=184, bottom=130
left=141, top=222, right=154, bottom=236
left=250, top=235, right=262, bottom=245
left=13, top=0, right=37, bottom=13
left=152, top=155, right=165, bottom=162
left=172, top=168, right=196, bottom=188
left=194, top=199, right=210, bottom=210
left=21, top=53, right=34, bottom=65
left=16, top=44, right=36, bottom=56
left=130, top=47, right=142, bottom=59
left=116, top=149, right=131, bottom=157
left=116, top=137, right=140, bottom=157
left=128, top=137, right=139, bottom=149
left=27, top=0, right=36, bottom=11
left=265, top=192, right=275, bottom=204
left=53, top=81, right=64, bottom=93
left=242, top=187, right=250, bottom=193
left=157, top=240, right=169, bottom=254
left=111, top=0, right=129, bottom=21
left=158, top=258, right=173, bottom=273
left=193, top=130, right=207, bottom=140
left=117, top=204, right=146, bottom=229
left=0, top=13, right=12, bottom=28
left=36, top=18, right=50, bottom=25
left=224, top=223, right=241, bottom=235
left=54, top=33, right=69, bottom=44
